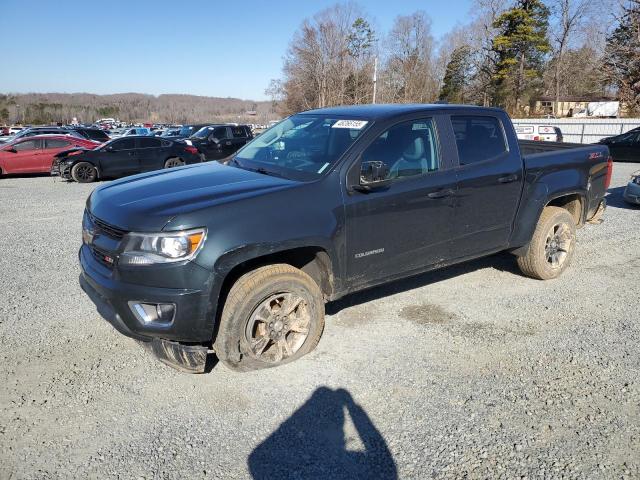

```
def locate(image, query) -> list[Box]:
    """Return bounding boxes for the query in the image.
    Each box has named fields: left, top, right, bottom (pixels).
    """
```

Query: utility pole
left=372, top=57, right=378, bottom=104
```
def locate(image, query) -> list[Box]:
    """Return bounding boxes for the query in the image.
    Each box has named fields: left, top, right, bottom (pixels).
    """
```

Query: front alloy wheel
left=245, top=292, right=311, bottom=364
left=215, top=264, right=325, bottom=372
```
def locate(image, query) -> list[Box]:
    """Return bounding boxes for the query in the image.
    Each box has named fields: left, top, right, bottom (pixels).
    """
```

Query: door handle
left=498, top=174, right=518, bottom=184
left=427, top=188, right=455, bottom=199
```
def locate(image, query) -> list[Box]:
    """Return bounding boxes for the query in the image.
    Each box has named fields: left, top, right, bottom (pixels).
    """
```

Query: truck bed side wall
left=509, top=145, right=610, bottom=249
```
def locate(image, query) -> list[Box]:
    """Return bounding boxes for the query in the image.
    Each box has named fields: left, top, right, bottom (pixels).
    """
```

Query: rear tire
left=215, top=264, right=325, bottom=372
left=517, top=206, right=576, bottom=280
left=164, top=157, right=185, bottom=168
left=71, top=162, right=97, bottom=183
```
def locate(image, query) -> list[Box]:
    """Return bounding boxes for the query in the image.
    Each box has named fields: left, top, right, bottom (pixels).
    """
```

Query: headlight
left=119, top=228, right=207, bottom=265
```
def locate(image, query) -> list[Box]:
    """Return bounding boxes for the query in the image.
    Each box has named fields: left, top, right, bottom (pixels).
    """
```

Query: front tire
left=517, top=206, right=576, bottom=280
left=215, top=264, right=325, bottom=372
left=71, top=162, right=97, bottom=183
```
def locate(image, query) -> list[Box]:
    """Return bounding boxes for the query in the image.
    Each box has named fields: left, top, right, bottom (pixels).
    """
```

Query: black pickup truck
left=78, top=105, right=611, bottom=373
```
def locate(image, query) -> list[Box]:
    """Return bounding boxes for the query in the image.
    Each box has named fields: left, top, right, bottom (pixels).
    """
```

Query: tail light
left=184, top=145, right=199, bottom=155
left=533, top=136, right=541, bottom=141
left=604, top=156, right=613, bottom=190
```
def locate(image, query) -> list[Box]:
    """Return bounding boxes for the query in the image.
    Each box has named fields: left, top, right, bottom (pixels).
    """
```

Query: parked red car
left=0, top=135, right=99, bottom=176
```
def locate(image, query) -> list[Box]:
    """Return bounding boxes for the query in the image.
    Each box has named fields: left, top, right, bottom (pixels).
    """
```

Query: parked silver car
left=623, top=171, right=640, bottom=205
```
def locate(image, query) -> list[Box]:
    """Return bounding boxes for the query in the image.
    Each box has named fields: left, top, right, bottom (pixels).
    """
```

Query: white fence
left=511, top=118, right=640, bottom=144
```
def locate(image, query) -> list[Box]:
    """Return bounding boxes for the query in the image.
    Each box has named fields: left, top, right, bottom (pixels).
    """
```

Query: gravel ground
left=1, top=164, right=639, bottom=479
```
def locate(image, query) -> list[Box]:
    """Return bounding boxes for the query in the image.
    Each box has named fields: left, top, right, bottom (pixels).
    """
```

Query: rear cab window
left=451, top=116, right=508, bottom=166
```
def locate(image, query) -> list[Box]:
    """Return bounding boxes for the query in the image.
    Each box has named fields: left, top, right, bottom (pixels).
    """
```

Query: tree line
left=0, top=93, right=272, bottom=126
left=269, top=0, right=640, bottom=117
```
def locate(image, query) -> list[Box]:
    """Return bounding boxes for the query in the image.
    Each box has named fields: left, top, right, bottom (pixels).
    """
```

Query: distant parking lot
left=1, top=164, right=639, bottom=479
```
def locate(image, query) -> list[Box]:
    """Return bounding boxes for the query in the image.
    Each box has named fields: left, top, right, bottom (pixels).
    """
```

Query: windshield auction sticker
left=332, top=120, right=369, bottom=129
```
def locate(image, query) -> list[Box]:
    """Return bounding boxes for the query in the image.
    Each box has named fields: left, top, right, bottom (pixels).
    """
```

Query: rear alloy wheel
left=517, top=206, right=576, bottom=280
left=71, top=162, right=97, bottom=183
left=215, top=264, right=325, bottom=372
left=164, top=157, right=185, bottom=168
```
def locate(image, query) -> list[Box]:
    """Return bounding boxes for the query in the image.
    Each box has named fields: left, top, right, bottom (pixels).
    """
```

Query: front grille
left=90, top=245, right=116, bottom=268
left=88, top=212, right=128, bottom=240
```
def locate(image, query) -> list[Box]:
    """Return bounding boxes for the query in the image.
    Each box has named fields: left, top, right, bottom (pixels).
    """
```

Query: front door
left=205, top=126, right=234, bottom=160
left=449, top=114, right=523, bottom=258
left=344, top=117, right=457, bottom=287
left=5, top=139, right=43, bottom=173
left=99, top=137, right=138, bottom=177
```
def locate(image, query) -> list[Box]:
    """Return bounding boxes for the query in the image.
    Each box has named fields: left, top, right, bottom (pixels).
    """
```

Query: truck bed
left=518, top=140, right=588, bottom=156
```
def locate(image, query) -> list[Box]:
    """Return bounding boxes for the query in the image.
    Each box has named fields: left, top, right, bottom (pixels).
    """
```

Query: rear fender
left=509, top=168, right=588, bottom=251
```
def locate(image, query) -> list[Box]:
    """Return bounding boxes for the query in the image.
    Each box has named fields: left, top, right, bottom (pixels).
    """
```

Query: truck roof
left=302, top=103, right=506, bottom=120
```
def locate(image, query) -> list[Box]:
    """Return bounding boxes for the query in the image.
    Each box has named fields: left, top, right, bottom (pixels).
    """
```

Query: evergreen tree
left=491, top=0, right=550, bottom=114
left=347, top=18, right=376, bottom=104
left=439, top=46, right=472, bottom=103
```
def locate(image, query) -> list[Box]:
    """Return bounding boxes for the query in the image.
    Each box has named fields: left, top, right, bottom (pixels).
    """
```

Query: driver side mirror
left=6, top=147, right=17, bottom=153
left=105, top=145, right=115, bottom=152
left=355, top=161, right=391, bottom=192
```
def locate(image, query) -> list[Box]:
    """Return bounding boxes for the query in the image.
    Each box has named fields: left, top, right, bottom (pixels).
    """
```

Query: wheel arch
left=545, top=192, right=586, bottom=227
left=510, top=187, right=586, bottom=256
left=217, top=245, right=335, bottom=302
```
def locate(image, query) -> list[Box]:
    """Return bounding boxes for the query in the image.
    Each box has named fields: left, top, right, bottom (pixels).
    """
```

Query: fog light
left=128, top=302, right=175, bottom=325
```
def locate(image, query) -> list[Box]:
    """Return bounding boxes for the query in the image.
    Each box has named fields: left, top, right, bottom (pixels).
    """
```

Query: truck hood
left=88, top=162, right=295, bottom=231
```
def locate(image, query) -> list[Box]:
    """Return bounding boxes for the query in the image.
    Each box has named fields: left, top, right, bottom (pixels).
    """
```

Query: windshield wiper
left=228, top=158, right=285, bottom=179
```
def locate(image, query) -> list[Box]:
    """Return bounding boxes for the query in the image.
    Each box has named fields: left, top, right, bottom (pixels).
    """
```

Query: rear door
left=344, top=116, right=458, bottom=286
left=42, top=138, right=73, bottom=172
left=449, top=114, right=523, bottom=258
left=137, top=137, right=166, bottom=171
left=98, top=137, right=138, bottom=177
left=5, top=139, right=43, bottom=173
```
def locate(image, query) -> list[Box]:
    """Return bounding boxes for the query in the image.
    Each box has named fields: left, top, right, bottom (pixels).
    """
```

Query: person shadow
left=248, top=387, right=397, bottom=480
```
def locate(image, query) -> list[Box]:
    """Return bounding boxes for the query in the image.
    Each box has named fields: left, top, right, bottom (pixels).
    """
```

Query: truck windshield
left=232, top=115, right=369, bottom=181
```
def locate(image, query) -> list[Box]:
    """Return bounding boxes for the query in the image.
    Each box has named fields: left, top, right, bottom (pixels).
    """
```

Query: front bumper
left=79, top=244, right=216, bottom=343
left=623, top=181, right=640, bottom=205
left=51, top=161, right=72, bottom=179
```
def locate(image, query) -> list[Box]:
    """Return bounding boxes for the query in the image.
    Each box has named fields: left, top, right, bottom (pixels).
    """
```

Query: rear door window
left=138, top=138, right=161, bottom=148
left=451, top=116, right=508, bottom=166
left=45, top=139, right=70, bottom=149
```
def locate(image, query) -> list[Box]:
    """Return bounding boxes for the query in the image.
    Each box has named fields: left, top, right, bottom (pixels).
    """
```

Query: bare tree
left=548, top=0, right=593, bottom=113
left=380, top=11, right=438, bottom=103
left=280, top=3, right=370, bottom=113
